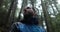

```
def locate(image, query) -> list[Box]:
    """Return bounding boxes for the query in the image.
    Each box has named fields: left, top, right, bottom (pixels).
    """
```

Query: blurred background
left=0, top=0, right=60, bottom=32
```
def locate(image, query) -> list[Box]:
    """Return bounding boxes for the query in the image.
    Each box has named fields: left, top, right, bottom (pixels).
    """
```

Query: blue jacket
left=10, top=17, right=45, bottom=32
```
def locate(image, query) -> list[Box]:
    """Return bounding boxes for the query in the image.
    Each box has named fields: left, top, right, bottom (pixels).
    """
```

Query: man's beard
left=24, top=13, right=33, bottom=19
left=23, top=14, right=38, bottom=25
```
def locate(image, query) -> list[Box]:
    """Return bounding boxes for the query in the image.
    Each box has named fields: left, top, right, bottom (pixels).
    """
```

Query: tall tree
left=4, top=0, right=17, bottom=32
left=47, top=0, right=57, bottom=16
left=8, top=0, right=18, bottom=24
left=18, top=0, right=28, bottom=21
left=41, top=0, right=53, bottom=32
left=8, top=0, right=18, bottom=28
left=0, top=0, right=4, bottom=9
left=52, top=0, right=60, bottom=12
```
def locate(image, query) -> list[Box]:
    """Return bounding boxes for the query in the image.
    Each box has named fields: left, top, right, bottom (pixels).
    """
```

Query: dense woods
left=0, top=0, right=60, bottom=32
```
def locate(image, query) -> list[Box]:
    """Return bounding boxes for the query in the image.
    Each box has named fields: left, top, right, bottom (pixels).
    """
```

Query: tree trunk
left=8, top=0, right=18, bottom=24
left=48, top=0, right=56, bottom=15
left=41, top=0, right=53, bottom=32
left=52, top=0, right=60, bottom=12
left=5, top=0, right=17, bottom=32
left=5, top=0, right=15, bottom=23
left=7, top=0, right=18, bottom=32
left=17, top=0, right=28, bottom=21
left=0, top=0, right=4, bottom=8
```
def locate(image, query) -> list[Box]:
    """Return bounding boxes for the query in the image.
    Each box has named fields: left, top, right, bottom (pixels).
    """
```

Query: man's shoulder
left=14, top=22, right=26, bottom=30
left=13, top=22, right=23, bottom=25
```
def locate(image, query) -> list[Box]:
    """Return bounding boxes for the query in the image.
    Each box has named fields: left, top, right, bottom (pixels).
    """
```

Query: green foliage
left=50, top=12, right=60, bottom=32
left=55, top=13, right=60, bottom=32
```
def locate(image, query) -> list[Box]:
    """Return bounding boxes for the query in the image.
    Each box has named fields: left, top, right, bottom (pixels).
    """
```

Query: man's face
left=23, top=7, right=34, bottom=16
